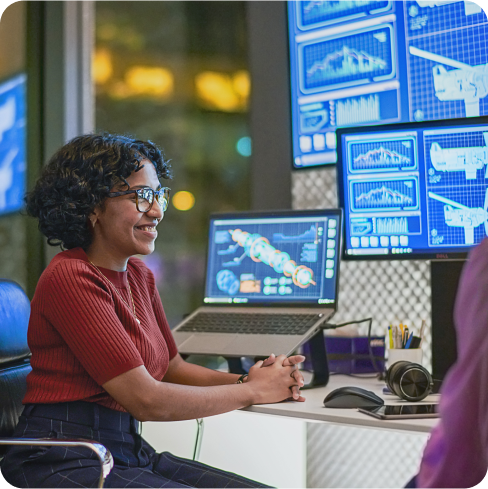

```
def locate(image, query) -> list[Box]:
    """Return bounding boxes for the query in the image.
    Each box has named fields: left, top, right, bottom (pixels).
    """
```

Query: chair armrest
left=0, top=437, right=114, bottom=488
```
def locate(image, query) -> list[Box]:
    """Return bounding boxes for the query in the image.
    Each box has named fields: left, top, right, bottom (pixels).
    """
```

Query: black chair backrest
left=0, top=280, right=31, bottom=456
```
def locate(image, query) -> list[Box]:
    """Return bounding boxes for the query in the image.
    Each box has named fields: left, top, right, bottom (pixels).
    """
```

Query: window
left=95, top=1, right=251, bottom=325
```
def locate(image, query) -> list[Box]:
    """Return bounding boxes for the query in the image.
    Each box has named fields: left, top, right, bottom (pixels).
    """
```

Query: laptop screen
left=203, top=209, right=342, bottom=307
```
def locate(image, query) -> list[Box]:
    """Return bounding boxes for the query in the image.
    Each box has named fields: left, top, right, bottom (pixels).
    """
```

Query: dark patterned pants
left=1, top=402, right=270, bottom=488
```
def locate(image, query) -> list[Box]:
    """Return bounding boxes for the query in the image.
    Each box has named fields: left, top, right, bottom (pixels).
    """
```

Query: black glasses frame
left=107, top=187, right=171, bottom=212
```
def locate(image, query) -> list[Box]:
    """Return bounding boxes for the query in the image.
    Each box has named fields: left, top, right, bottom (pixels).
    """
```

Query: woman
left=1, top=134, right=305, bottom=488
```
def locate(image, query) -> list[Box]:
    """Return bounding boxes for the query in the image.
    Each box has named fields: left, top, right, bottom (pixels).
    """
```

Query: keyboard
left=177, top=312, right=324, bottom=335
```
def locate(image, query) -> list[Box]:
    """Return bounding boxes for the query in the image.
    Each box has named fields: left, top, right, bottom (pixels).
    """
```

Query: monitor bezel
left=203, top=208, right=343, bottom=308
left=336, top=116, right=488, bottom=261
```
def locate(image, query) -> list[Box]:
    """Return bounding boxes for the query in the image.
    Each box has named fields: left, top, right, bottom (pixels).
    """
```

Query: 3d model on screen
left=216, top=229, right=316, bottom=292
left=416, top=1, right=482, bottom=16
left=409, top=46, right=488, bottom=117
left=216, top=269, right=240, bottom=296
left=428, top=190, right=488, bottom=245
left=429, top=133, right=488, bottom=180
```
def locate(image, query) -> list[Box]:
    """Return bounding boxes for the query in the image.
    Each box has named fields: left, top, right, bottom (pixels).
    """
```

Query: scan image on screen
left=288, top=1, right=488, bottom=169
left=204, top=213, right=341, bottom=305
left=337, top=118, right=488, bottom=259
left=424, top=127, right=488, bottom=247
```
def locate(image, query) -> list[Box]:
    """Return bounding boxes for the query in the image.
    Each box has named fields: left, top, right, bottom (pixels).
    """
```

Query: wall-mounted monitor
left=0, top=73, right=27, bottom=216
left=288, top=1, right=488, bottom=169
left=336, top=116, right=488, bottom=260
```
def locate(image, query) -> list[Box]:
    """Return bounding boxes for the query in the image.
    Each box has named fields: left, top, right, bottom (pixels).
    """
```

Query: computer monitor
left=287, top=1, right=488, bottom=169
left=336, top=116, right=488, bottom=260
left=0, top=73, right=27, bottom=216
left=204, top=209, right=342, bottom=308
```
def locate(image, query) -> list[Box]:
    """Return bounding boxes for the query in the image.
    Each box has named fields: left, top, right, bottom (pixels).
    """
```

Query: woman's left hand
left=260, top=353, right=306, bottom=401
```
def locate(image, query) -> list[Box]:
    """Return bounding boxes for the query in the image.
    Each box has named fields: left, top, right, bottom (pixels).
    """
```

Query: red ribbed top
left=24, top=247, right=178, bottom=412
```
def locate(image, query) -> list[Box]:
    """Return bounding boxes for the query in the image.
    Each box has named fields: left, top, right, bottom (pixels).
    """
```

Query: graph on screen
left=338, top=119, right=488, bottom=259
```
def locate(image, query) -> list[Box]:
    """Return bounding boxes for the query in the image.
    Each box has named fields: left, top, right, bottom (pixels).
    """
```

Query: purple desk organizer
left=302, top=335, right=385, bottom=374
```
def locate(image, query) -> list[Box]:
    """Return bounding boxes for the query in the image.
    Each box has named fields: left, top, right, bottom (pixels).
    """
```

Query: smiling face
left=87, top=160, right=164, bottom=270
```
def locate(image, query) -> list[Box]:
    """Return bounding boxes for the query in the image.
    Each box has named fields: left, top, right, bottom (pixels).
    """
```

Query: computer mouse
left=323, top=386, right=385, bottom=408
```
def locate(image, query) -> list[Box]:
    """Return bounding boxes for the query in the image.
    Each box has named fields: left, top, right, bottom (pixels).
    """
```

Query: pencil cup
left=387, top=348, right=423, bottom=369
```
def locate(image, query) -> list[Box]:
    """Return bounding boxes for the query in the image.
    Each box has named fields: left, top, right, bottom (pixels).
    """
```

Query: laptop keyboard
left=177, top=312, right=324, bottom=335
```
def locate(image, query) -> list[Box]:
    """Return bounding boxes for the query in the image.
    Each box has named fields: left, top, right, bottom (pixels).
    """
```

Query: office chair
left=0, top=279, right=114, bottom=488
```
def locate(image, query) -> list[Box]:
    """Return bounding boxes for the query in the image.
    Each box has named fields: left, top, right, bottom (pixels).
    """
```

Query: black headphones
left=385, top=361, right=433, bottom=401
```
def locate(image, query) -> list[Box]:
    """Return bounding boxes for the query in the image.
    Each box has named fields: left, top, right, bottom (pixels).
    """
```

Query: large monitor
left=336, top=116, right=488, bottom=260
left=288, top=1, right=488, bottom=169
left=204, top=209, right=342, bottom=307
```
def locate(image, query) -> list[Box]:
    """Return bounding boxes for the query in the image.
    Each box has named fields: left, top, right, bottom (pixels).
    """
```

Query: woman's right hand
left=246, top=354, right=297, bottom=404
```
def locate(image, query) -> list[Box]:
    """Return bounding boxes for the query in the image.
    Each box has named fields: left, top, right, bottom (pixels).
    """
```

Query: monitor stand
left=430, top=259, right=465, bottom=392
left=301, top=329, right=330, bottom=389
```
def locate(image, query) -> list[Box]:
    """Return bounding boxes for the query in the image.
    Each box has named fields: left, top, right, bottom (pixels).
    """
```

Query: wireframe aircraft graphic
left=428, top=190, right=488, bottom=245
left=409, top=46, right=488, bottom=117
left=416, top=1, right=482, bottom=16
left=430, top=132, right=488, bottom=179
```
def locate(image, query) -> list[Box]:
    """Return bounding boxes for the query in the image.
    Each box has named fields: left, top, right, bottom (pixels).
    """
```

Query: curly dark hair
left=26, top=133, right=171, bottom=250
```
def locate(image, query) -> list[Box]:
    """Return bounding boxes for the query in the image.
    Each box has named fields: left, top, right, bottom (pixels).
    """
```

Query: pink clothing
left=417, top=239, right=488, bottom=488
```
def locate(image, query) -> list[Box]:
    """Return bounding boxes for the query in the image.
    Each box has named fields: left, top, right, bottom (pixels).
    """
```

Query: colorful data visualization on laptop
left=204, top=210, right=342, bottom=305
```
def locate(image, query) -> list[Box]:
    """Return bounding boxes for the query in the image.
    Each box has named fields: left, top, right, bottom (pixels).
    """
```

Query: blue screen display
left=0, top=74, right=27, bottom=216
left=288, top=1, right=488, bottom=168
left=204, top=211, right=342, bottom=305
left=337, top=118, right=488, bottom=259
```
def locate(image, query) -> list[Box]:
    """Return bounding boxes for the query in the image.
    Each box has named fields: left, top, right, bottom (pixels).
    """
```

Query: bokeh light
left=172, top=191, right=195, bottom=211
left=236, top=137, right=252, bottom=157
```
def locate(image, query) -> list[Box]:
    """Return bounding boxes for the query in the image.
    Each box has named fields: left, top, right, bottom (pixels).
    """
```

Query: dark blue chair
left=0, top=279, right=114, bottom=488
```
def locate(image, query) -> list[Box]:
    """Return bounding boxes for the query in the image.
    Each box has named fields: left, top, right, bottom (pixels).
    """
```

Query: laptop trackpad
left=178, top=334, right=238, bottom=354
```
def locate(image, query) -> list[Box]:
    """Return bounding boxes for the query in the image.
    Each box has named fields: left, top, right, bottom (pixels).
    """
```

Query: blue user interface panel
left=337, top=118, right=488, bottom=259
left=204, top=211, right=342, bottom=305
left=0, top=74, right=27, bottom=216
left=288, top=1, right=488, bottom=168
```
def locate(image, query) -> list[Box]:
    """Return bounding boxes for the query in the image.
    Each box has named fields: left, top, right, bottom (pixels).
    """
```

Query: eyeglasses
left=107, top=187, right=171, bottom=213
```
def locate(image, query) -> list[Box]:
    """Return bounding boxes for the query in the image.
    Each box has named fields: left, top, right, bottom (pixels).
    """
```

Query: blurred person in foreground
left=407, top=239, right=488, bottom=488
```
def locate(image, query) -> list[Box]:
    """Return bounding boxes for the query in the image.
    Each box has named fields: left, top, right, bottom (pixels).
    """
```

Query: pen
left=405, top=332, right=414, bottom=349
left=403, top=327, right=409, bottom=348
left=388, top=325, right=393, bottom=349
left=419, top=319, right=426, bottom=346
left=395, top=325, right=401, bottom=349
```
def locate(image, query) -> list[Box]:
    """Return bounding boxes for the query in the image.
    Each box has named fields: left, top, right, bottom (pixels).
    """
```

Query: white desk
left=243, top=373, right=440, bottom=434
left=142, top=373, right=438, bottom=487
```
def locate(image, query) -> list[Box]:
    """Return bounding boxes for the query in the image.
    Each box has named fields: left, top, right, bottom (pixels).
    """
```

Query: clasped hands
left=251, top=353, right=306, bottom=402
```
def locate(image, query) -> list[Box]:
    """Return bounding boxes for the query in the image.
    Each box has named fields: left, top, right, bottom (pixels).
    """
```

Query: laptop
left=172, top=208, right=342, bottom=357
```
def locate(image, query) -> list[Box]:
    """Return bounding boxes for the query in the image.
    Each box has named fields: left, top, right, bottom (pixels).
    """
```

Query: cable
left=321, top=317, right=385, bottom=375
left=193, top=418, right=204, bottom=461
